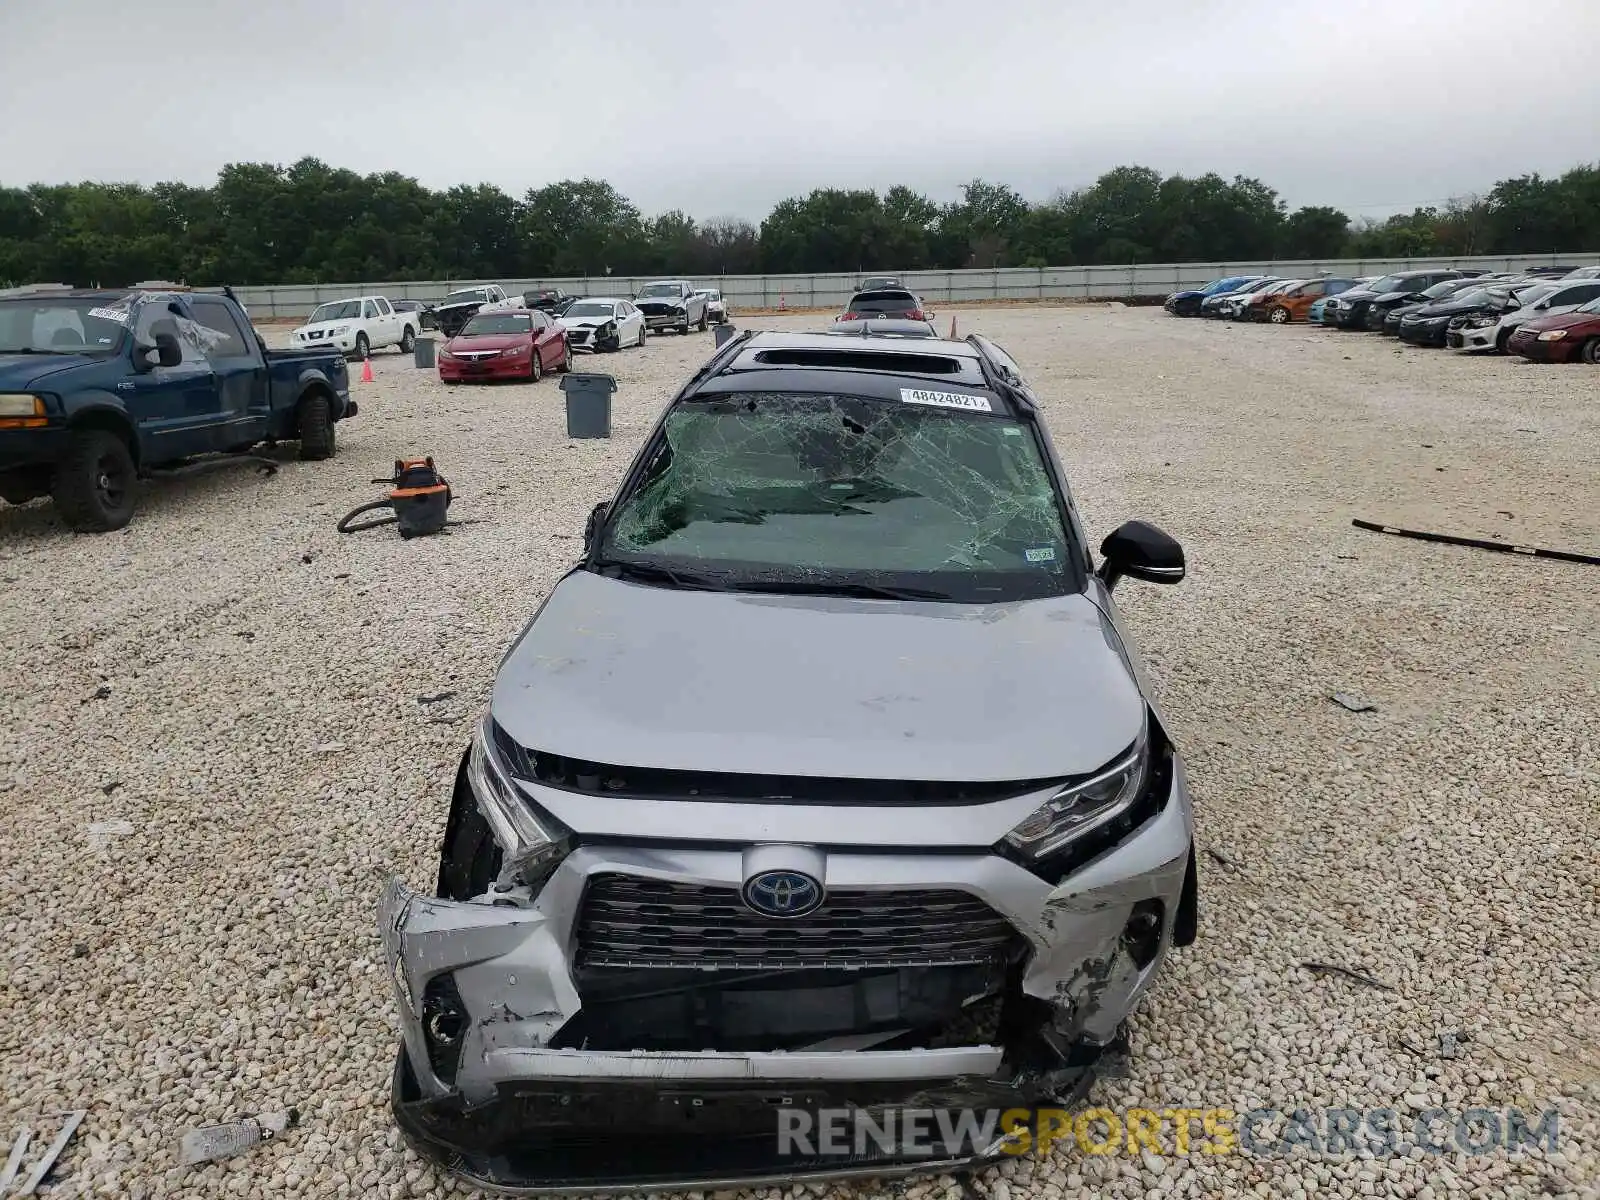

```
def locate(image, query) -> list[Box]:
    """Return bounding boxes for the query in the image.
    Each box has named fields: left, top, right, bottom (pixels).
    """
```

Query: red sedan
left=438, top=309, right=570, bottom=383
left=1506, top=299, right=1600, bottom=363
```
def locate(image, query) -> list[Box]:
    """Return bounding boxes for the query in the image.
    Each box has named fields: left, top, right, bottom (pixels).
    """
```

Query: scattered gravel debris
left=1, top=310, right=1595, bottom=1199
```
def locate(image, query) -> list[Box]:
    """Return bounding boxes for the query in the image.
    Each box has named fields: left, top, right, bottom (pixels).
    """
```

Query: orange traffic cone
left=360, top=356, right=374, bottom=383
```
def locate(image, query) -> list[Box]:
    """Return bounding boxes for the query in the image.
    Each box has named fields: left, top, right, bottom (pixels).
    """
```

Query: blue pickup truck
left=0, top=286, right=355, bottom=531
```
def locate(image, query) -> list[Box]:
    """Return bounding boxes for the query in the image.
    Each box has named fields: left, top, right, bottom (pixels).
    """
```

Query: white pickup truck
left=430, top=284, right=526, bottom=338
left=290, top=295, right=418, bottom=359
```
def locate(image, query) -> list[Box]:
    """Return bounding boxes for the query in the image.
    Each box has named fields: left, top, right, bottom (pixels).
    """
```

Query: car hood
left=436, top=298, right=488, bottom=311
left=446, top=333, right=529, bottom=352
left=0, top=353, right=102, bottom=387
left=1410, top=299, right=1494, bottom=319
left=1514, top=311, right=1599, bottom=334
left=493, top=570, right=1146, bottom=782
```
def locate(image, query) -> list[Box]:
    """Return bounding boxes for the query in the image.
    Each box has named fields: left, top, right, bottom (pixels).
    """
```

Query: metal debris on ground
left=0, top=1128, right=30, bottom=1193
left=1331, top=692, right=1378, bottom=713
left=1301, top=961, right=1395, bottom=992
left=1352, top=519, right=1600, bottom=567
left=1205, top=846, right=1235, bottom=868
left=4, top=1110, right=86, bottom=1196
left=177, top=1111, right=297, bottom=1171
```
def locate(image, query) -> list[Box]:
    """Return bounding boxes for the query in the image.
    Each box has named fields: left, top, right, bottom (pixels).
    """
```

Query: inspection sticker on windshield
left=899, top=388, right=992, bottom=413
left=88, top=306, right=130, bottom=323
left=1025, top=547, right=1056, bottom=563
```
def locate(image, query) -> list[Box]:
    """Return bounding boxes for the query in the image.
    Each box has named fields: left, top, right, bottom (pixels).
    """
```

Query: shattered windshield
left=308, top=300, right=361, bottom=323
left=0, top=297, right=132, bottom=354
left=599, top=392, right=1077, bottom=602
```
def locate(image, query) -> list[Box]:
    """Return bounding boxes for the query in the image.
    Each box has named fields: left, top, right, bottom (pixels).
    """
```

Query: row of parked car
left=1164, top=265, right=1600, bottom=363
left=290, top=281, right=733, bottom=357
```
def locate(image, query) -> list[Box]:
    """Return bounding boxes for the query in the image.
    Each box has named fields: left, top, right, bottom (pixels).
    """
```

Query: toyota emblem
left=741, top=869, right=825, bottom=918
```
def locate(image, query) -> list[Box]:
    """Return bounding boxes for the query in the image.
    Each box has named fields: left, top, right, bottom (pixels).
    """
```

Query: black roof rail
left=962, top=333, right=1036, bottom=415
left=680, top=327, right=759, bottom=395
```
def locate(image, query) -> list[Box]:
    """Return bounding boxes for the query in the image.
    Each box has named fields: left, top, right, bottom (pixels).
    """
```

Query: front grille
left=567, top=329, right=590, bottom=344
left=574, top=874, right=1019, bottom=969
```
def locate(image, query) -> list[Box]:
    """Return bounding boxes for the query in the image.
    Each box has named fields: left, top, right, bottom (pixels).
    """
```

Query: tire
left=354, top=332, right=370, bottom=360
left=697, top=310, right=708, bottom=332
left=51, top=429, right=138, bottom=532
left=1495, top=328, right=1512, bottom=354
left=637, top=322, right=647, bottom=347
left=297, top=392, right=335, bottom=461
left=528, top=348, right=542, bottom=382
left=557, top=341, right=571, bottom=373
left=1268, top=306, right=1291, bottom=325
left=1582, top=338, right=1600, bottom=365
left=399, top=326, right=415, bottom=355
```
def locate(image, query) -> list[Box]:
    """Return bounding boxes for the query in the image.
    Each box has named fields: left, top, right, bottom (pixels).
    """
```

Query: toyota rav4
left=379, top=329, right=1199, bottom=1193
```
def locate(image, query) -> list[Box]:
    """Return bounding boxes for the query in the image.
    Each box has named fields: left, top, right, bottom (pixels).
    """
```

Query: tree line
left=1, top=158, right=1595, bottom=288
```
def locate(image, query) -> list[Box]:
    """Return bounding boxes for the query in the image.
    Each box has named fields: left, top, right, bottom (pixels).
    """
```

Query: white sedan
left=556, top=298, right=646, bottom=352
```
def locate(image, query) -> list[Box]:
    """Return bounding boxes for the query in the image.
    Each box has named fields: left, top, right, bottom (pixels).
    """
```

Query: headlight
left=329, top=325, right=350, bottom=336
left=599, top=321, right=616, bottom=336
left=0, top=394, right=46, bottom=418
left=1004, top=727, right=1150, bottom=861
left=1537, top=330, right=1568, bottom=341
left=501, top=343, right=530, bottom=356
left=465, top=717, right=572, bottom=885
left=437, top=349, right=454, bottom=361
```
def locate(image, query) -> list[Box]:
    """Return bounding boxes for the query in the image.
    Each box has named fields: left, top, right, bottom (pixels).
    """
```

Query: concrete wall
left=212, top=253, right=1600, bottom=319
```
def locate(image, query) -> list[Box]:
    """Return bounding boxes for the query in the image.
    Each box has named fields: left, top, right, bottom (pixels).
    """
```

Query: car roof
left=692, top=329, right=1014, bottom=414
left=824, top=319, right=939, bottom=337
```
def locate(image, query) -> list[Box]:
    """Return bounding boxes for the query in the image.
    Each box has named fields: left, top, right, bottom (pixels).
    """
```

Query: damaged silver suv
left=380, top=330, right=1199, bottom=1193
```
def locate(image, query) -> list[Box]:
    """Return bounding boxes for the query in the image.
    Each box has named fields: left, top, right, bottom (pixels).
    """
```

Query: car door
left=186, top=296, right=267, bottom=449
left=121, top=297, right=219, bottom=459
left=622, top=302, right=642, bottom=344
left=373, top=296, right=399, bottom=347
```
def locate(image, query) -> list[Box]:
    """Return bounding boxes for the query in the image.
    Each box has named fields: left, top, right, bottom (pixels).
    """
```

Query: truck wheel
left=354, top=332, right=370, bottom=360
left=399, top=326, right=415, bottom=355
left=297, top=392, right=336, bottom=461
left=51, top=429, right=138, bottom=532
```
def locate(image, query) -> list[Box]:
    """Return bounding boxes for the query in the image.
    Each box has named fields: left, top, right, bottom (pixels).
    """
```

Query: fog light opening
left=426, top=1009, right=466, bottom=1046
left=1121, top=900, right=1164, bottom=969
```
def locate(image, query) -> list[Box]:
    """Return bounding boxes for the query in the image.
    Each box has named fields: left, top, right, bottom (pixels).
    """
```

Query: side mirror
left=583, top=501, right=609, bottom=553
left=154, top=332, right=183, bottom=367
left=1097, top=520, right=1186, bottom=591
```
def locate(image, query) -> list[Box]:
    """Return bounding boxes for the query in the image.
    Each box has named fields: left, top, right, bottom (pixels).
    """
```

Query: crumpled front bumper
left=378, top=762, right=1194, bottom=1192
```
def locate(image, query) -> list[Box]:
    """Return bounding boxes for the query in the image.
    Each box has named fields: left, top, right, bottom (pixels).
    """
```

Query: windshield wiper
left=593, top=559, right=726, bottom=591
left=728, top=579, right=952, bottom=601
left=5, top=347, right=75, bottom=355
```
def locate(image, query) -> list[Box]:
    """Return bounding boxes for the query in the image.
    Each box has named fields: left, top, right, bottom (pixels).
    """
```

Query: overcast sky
left=4, top=0, right=1598, bottom=222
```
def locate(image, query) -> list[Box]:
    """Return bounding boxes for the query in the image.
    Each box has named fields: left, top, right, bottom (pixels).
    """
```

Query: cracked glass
left=603, top=392, right=1074, bottom=599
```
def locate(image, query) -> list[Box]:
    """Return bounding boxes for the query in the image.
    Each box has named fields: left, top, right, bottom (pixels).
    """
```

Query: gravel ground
left=1, top=308, right=1595, bottom=1199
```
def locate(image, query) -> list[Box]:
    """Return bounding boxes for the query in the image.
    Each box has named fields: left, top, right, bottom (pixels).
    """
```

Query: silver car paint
left=491, top=570, right=1146, bottom=782
left=381, top=758, right=1192, bottom=1104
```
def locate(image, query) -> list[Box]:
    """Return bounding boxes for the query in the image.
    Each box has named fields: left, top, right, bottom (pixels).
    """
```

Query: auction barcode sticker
left=899, top=388, right=993, bottom=413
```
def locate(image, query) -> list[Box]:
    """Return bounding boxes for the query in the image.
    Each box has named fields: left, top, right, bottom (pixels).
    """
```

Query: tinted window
left=375, top=298, right=392, bottom=315
left=188, top=298, right=253, bottom=357
left=1551, top=284, right=1600, bottom=306
left=461, top=313, right=533, bottom=335
left=848, top=291, right=919, bottom=314
left=601, top=392, right=1075, bottom=602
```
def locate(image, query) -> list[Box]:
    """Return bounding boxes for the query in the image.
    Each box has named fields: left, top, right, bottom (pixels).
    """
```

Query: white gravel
left=1, top=308, right=1595, bottom=1199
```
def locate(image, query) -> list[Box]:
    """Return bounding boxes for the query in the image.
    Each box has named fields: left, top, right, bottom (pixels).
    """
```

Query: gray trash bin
left=413, top=336, right=436, bottom=368
left=713, top=323, right=738, bottom=349
left=560, top=372, right=617, bottom=439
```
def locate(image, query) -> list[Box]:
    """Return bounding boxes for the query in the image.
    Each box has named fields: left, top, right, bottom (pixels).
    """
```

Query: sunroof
left=750, top=348, right=963, bottom=374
